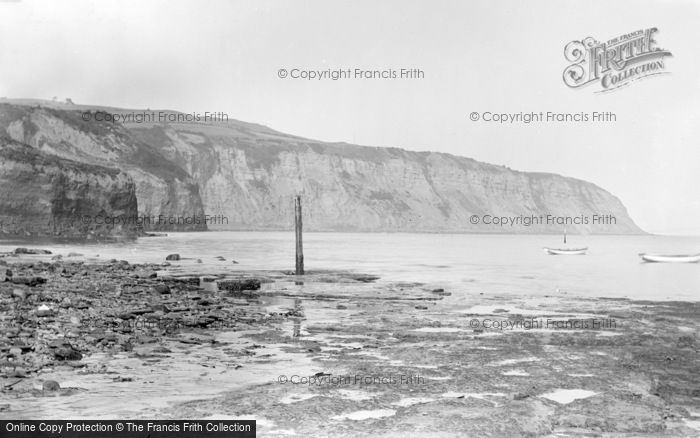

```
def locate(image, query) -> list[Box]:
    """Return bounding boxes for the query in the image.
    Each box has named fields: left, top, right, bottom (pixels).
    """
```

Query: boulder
left=52, top=343, right=82, bottom=361
left=217, top=278, right=261, bottom=292
left=11, top=276, right=47, bottom=287
left=11, top=288, right=26, bottom=300
left=42, top=380, right=61, bottom=392
left=36, top=305, right=54, bottom=317
left=153, top=284, right=171, bottom=294
left=10, top=368, right=26, bottom=378
left=14, top=248, right=52, bottom=255
left=165, top=254, right=181, bottom=261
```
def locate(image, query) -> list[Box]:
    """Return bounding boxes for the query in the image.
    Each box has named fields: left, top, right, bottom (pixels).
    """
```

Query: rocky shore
left=1, top=248, right=699, bottom=436
left=0, top=249, right=283, bottom=388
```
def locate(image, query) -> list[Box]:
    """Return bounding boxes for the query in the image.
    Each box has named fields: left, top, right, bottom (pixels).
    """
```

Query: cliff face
left=0, top=100, right=643, bottom=234
left=0, top=138, right=139, bottom=239
left=128, top=123, right=643, bottom=234
left=0, top=104, right=205, bottom=231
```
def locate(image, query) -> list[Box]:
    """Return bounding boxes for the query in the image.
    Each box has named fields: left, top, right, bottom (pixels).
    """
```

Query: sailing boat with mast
left=543, top=227, right=588, bottom=255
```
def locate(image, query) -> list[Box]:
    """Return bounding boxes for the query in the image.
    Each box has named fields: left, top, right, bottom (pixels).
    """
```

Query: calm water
left=2, top=232, right=699, bottom=301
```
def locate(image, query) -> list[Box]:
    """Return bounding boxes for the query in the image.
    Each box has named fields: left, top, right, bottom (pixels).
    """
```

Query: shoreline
left=0, top=229, right=656, bottom=241
left=1, top=250, right=699, bottom=436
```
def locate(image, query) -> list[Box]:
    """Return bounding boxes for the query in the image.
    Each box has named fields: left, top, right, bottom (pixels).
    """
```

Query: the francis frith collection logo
left=563, top=28, right=672, bottom=92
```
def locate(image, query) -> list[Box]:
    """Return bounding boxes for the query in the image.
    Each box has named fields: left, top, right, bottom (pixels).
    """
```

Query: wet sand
left=1, top=251, right=699, bottom=436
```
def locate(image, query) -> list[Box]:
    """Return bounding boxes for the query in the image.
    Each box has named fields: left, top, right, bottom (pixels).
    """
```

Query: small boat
left=544, top=247, right=588, bottom=255
left=639, top=253, right=700, bottom=263
left=544, top=227, right=587, bottom=255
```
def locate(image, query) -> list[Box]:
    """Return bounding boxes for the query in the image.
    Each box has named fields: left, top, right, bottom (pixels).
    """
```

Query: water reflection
left=292, top=298, right=302, bottom=338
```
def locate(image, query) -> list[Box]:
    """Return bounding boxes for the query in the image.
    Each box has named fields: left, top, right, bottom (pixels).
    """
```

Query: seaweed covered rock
left=217, top=278, right=261, bottom=292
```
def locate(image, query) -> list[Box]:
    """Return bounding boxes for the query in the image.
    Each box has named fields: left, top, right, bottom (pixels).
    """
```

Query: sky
left=1, top=0, right=699, bottom=234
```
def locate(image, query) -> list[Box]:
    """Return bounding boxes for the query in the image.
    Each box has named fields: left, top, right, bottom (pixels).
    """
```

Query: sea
left=2, top=232, right=698, bottom=301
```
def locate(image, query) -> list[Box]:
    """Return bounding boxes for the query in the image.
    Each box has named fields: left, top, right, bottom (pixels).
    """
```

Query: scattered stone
left=117, top=312, right=136, bottom=320
left=10, top=368, right=26, bottom=378
left=112, top=376, right=133, bottom=382
left=150, top=303, right=170, bottom=313
left=36, top=304, right=54, bottom=317
left=172, top=277, right=200, bottom=286
left=50, top=340, right=82, bottom=361
left=54, top=347, right=82, bottom=361
left=347, top=274, right=380, bottom=283
left=196, top=259, right=203, bottom=263
left=67, top=252, right=84, bottom=257
left=0, top=404, right=9, bottom=412
left=11, top=289, right=26, bottom=300
left=232, top=260, right=239, bottom=264
left=415, top=305, right=429, bottom=310
left=165, top=254, right=181, bottom=261
left=51, top=255, right=63, bottom=261
left=153, top=284, right=171, bottom=294
left=14, top=248, right=52, bottom=255
left=217, top=278, right=261, bottom=292
left=493, top=308, right=509, bottom=313
left=11, top=276, right=47, bottom=287
left=336, top=304, right=348, bottom=309
left=0, top=258, right=289, bottom=381
left=42, top=380, right=61, bottom=391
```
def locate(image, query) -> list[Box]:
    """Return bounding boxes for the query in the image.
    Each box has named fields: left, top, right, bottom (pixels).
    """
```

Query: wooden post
left=295, top=195, right=304, bottom=275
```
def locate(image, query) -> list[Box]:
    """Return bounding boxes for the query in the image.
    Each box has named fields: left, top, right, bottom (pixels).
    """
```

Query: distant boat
left=544, top=227, right=587, bottom=255
left=544, top=247, right=588, bottom=255
left=639, top=253, right=700, bottom=263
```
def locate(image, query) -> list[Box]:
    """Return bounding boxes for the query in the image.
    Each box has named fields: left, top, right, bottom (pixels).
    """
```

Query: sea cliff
left=0, top=100, right=644, bottom=235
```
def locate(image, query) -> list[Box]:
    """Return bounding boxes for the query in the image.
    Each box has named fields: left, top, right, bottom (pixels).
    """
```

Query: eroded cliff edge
left=0, top=138, right=138, bottom=239
left=0, top=104, right=205, bottom=232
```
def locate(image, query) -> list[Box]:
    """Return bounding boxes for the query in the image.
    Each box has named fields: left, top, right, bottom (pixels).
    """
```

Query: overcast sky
left=1, top=0, right=698, bottom=234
